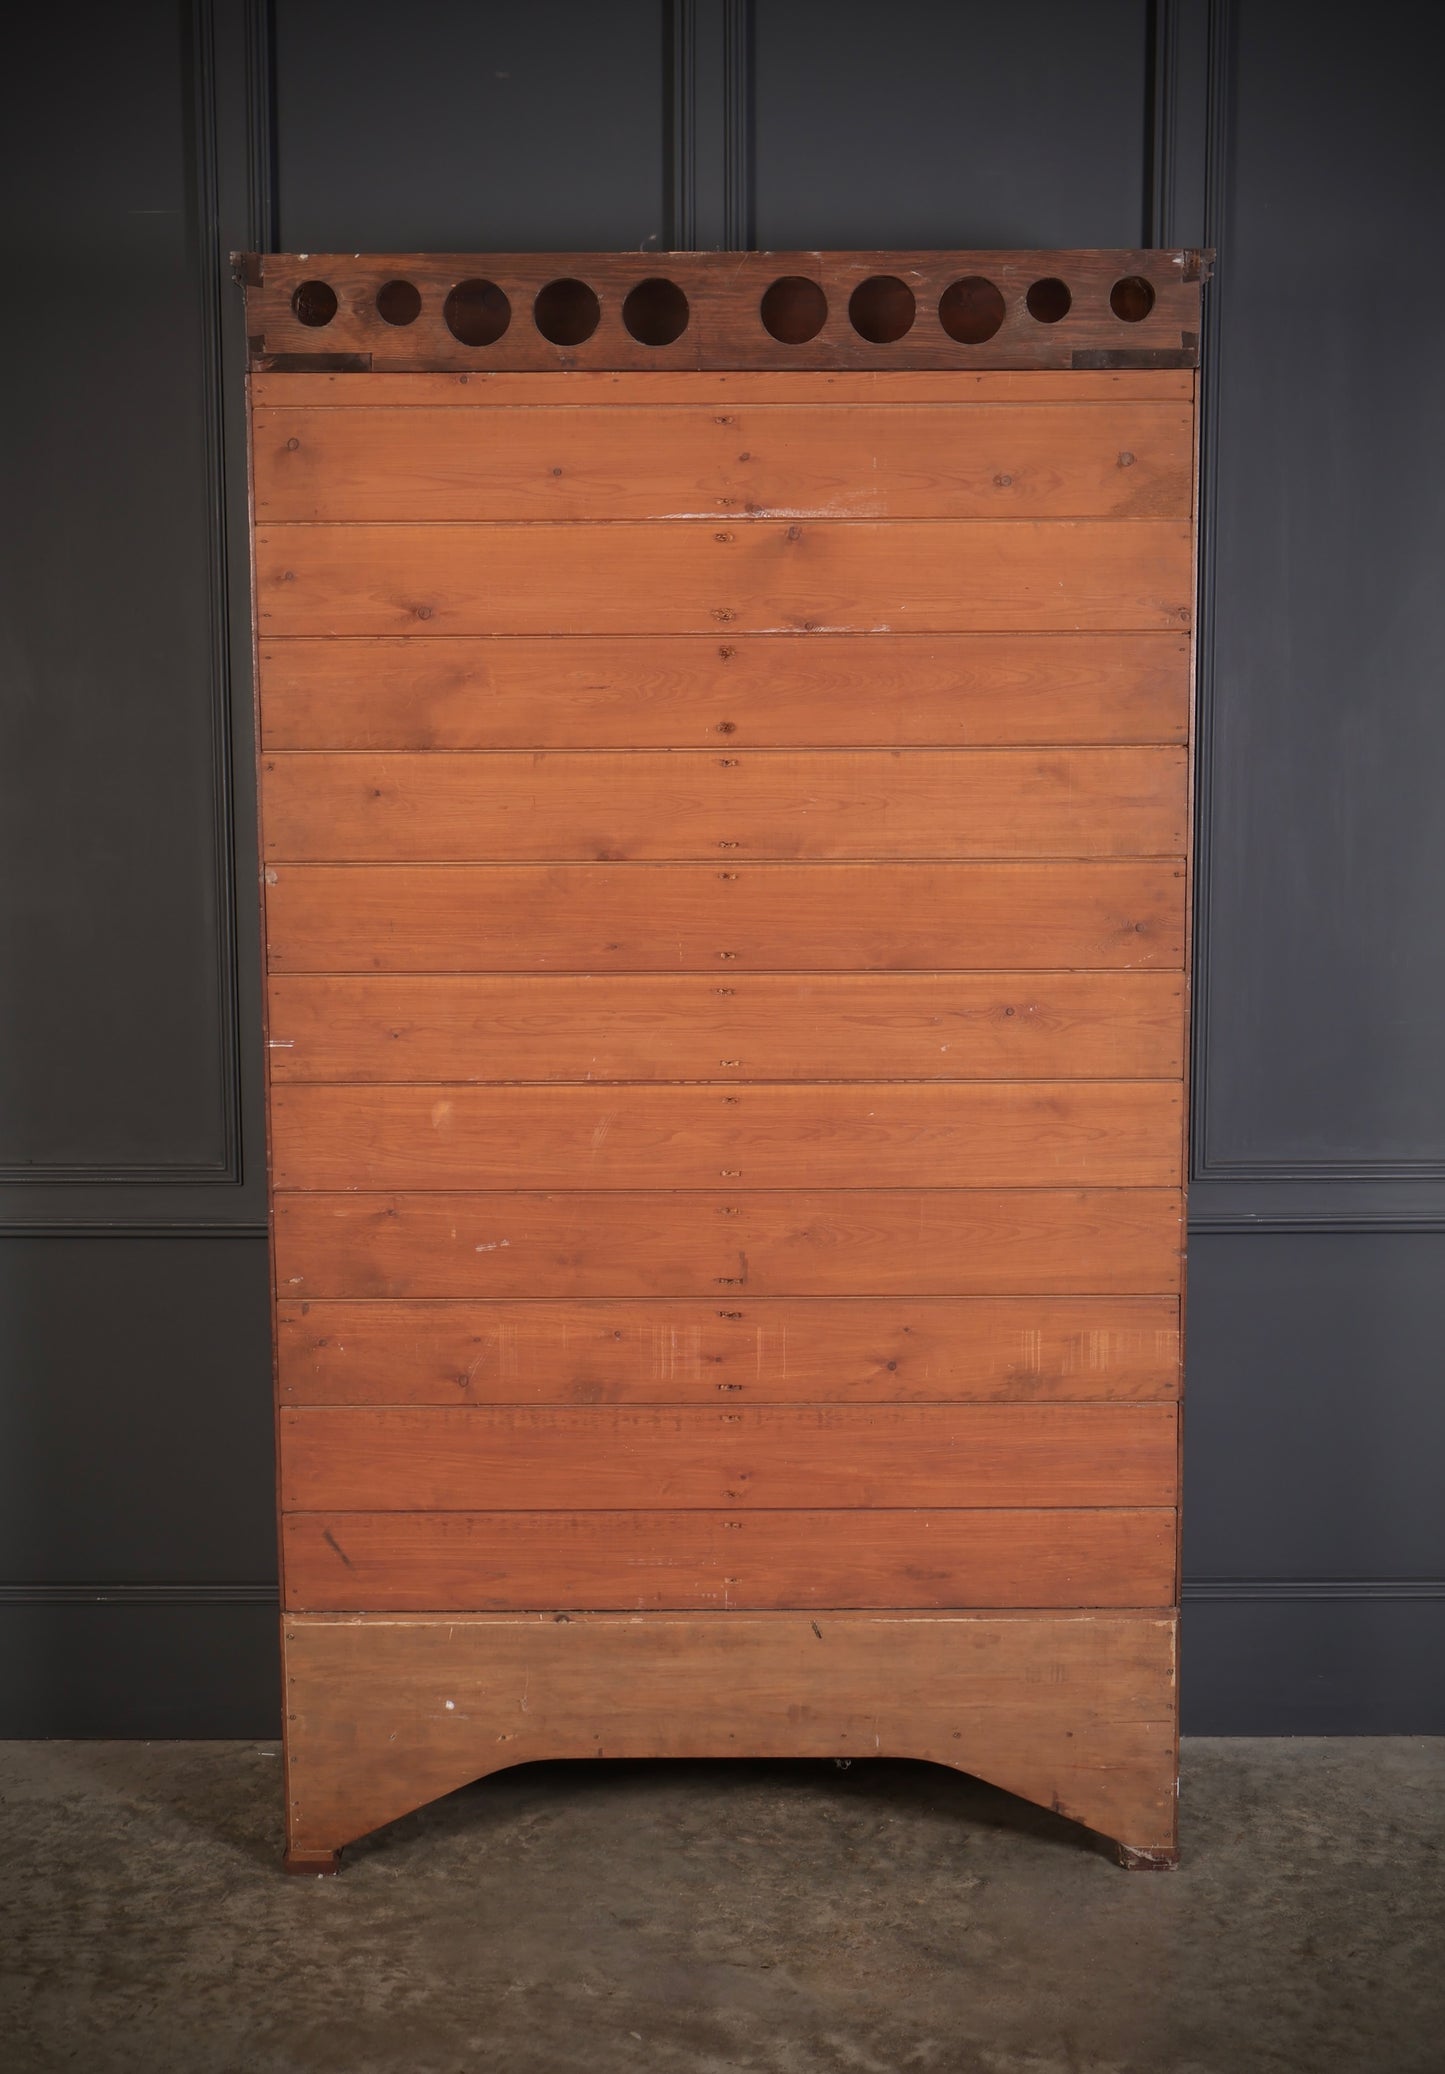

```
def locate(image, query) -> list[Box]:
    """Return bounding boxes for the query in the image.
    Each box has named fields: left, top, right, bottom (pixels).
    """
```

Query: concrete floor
left=0, top=1740, right=1441, bottom=2073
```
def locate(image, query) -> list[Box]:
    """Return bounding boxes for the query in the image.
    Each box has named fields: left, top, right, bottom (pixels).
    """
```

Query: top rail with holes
left=237, top=249, right=1211, bottom=373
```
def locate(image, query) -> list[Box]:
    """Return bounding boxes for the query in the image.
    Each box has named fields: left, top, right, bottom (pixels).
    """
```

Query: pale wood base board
left=283, top=1610, right=1177, bottom=1868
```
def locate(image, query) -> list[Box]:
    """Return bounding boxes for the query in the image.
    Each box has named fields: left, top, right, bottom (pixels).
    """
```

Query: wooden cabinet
left=242, top=249, right=1204, bottom=1873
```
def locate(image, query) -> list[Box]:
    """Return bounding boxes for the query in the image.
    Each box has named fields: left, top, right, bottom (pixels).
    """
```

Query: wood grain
left=279, top=1403, right=1178, bottom=1511
left=271, top=1081, right=1184, bottom=1191
left=264, top=861, right=1187, bottom=973
left=252, top=314, right=1197, bottom=1878
left=274, top=1188, right=1184, bottom=1299
left=282, top=1506, right=1177, bottom=1611
left=260, top=747, right=1186, bottom=862
left=281, top=1611, right=1179, bottom=1858
left=253, top=401, right=1193, bottom=522
left=255, top=520, right=1195, bottom=637
left=253, top=369, right=1197, bottom=408
left=266, top=972, right=1186, bottom=1083
left=258, top=631, right=1189, bottom=752
left=275, top=1295, right=1183, bottom=1405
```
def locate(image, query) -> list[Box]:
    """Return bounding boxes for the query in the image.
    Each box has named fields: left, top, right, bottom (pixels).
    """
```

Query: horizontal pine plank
left=254, top=520, right=1194, bottom=636
left=252, top=369, right=1197, bottom=409
left=267, top=972, right=1186, bottom=1083
left=281, top=1505, right=1176, bottom=1611
left=271, top=1081, right=1183, bottom=1191
left=253, top=401, right=1193, bottom=523
left=260, top=747, right=1186, bottom=862
left=264, top=861, right=1186, bottom=973
left=274, top=1188, right=1183, bottom=1299
left=257, top=632, right=1190, bottom=750
left=276, top=1295, right=1182, bottom=1405
left=279, top=1402, right=1178, bottom=1511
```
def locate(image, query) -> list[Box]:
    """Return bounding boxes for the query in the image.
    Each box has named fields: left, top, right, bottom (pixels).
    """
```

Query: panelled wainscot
left=241, top=249, right=1206, bottom=1873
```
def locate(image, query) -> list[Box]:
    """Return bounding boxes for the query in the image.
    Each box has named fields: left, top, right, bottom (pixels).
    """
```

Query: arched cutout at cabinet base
left=280, top=1611, right=1178, bottom=1874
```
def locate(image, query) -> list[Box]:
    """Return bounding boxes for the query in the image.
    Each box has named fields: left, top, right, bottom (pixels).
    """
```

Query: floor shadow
left=340, top=1753, right=1112, bottom=1873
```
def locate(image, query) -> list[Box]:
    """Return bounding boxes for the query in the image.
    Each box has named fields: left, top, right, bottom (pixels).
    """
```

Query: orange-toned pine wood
left=255, top=518, right=1194, bottom=637
left=260, top=747, right=1186, bottom=861
left=257, top=632, right=1190, bottom=750
left=274, top=1188, right=1184, bottom=1300
left=264, top=860, right=1186, bottom=973
left=276, top=1295, right=1182, bottom=1405
left=245, top=318, right=1197, bottom=1872
left=253, top=401, right=1193, bottom=522
left=279, top=1403, right=1177, bottom=1513
left=253, top=369, right=1197, bottom=408
left=266, top=973, right=1186, bottom=1083
left=270, top=1081, right=1183, bottom=1191
left=282, top=1507, right=1176, bottom=1612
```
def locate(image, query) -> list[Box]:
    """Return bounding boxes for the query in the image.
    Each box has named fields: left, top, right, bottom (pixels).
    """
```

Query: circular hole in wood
left=1025, top=276, right=1072, bottom=324
left=376, top=278, right=422, bottom=327
left=1110, top=274, right=1156, bottom=323
left=622, top=277, right=690, bottom=346
left=938, top=275, right=1006, bottom=344
left=443, top=278, right=511, bottom=347
left=848, top=274, right=915, bottom=344
left=291, top=280, right=337, bottom=328
left=760, top=275, right=828, bottom=344
left=535, top=278, right=601, bottom=346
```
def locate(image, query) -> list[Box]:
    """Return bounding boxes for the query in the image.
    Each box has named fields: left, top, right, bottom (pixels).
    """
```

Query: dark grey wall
left=3, top=0, right=1442, bottom=1737
left=1178, top=0, right=1445, bottom=1730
